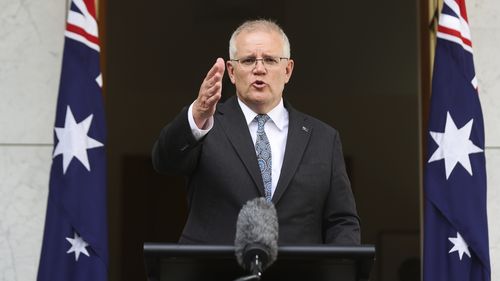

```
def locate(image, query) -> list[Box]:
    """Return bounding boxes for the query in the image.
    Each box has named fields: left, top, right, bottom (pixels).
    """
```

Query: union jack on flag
left=424, top=0, right=490, bottom=280
left=37, top=0, right=108, bottom=280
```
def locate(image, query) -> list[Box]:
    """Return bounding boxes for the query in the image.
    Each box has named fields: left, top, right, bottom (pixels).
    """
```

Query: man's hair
left=229, top=19, right=291, bottom=60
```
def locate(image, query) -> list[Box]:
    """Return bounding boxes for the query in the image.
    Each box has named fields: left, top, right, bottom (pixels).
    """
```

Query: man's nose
left=253, top=59, right=267, bottom=74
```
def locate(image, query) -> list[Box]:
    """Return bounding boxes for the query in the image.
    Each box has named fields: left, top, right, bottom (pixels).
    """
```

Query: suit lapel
left=272, top=103, right=312, bottom=204
left=216, top=96, right=265, bottom=197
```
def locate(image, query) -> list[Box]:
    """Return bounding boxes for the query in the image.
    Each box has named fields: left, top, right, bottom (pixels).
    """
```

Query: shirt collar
left=237, top=98, right=287, bottom=131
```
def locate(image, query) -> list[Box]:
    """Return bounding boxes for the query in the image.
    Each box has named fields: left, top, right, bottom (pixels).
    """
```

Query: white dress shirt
left=188, top=98, right=289, bottom=197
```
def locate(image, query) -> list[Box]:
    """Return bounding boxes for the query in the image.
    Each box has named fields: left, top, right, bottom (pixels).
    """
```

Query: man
left=152, top=20, right=360, bottom=245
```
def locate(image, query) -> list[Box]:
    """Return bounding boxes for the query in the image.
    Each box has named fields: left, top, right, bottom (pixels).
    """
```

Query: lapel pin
left=301, top=126, right=309, bottom=133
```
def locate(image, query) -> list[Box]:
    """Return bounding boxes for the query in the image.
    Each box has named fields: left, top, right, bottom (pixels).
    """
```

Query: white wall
left=468, top=0, right=500, bottom=280
left=0, top=0, right=64, bottom=280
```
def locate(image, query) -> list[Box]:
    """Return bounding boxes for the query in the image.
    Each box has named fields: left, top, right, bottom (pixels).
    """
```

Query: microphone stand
left=233, top=274, right=260, bottom=281
left=233, top=254, right=264, bottom=281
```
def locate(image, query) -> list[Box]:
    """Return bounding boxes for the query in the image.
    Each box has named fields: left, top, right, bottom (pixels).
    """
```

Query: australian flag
left=424, top=0, right=490, bottom=280
left=37, top=0, right=108, bottom=280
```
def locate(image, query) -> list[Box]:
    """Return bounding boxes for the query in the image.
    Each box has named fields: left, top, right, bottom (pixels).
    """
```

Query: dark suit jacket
left=152, top=95, right=360, bottom=245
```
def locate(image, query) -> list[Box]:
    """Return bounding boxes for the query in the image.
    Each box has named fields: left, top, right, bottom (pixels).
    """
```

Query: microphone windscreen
left=234, top=197, right=279, bottom=269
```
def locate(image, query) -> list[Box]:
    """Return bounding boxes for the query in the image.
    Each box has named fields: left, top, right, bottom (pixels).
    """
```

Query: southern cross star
left=53, top=105, right=103, bottom=174
left=66, top=232, right=90, bottom=261
left=428, top=111, right=483, bottom=179
left=448, top=232, right=471, bottom=260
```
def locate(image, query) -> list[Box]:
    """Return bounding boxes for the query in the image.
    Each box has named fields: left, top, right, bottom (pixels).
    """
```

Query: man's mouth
left=252, top=80, right=267, bottom=88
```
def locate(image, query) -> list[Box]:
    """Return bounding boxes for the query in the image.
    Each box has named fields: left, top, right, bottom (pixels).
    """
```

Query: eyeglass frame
left=229, top=56, right=290, bottom=69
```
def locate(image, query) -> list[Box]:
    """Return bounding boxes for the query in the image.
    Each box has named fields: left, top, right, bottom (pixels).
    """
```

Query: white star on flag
left=66, top=232, right=90, bottom=261
left=53, top=105, right=103, bottom=174
left=449, top=232, right=471, bottom=260
left=428, top=111, right=483, bottom=179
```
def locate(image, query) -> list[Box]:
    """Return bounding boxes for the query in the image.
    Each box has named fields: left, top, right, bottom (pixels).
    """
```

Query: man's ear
left=226, top=61, right=236, bottom=84
left=284, top=59, right=294, bottom=83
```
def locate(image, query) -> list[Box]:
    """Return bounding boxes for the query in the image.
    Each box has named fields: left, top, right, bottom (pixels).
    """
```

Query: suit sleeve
left=152, top=106, right=203, bottom=176
left=323, top=131, right=361, bottom=245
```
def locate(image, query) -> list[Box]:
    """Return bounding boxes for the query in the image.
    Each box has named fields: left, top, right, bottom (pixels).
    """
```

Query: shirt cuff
left=188, top=102, right=213, bottom=140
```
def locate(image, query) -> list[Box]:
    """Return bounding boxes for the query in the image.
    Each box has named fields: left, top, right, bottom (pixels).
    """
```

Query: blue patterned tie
left=255, top=114, right=272, bottom=202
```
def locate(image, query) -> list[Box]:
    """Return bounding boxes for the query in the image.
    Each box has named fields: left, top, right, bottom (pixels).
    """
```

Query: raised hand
left=192, top=58, right=225, bottom=129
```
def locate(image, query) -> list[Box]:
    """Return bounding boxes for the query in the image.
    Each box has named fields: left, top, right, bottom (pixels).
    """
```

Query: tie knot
left=255, top=114, right=270, bottom=129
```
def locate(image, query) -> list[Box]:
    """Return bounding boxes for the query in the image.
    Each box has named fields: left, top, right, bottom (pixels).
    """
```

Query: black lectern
left=143, top=243, right=375, bottom=281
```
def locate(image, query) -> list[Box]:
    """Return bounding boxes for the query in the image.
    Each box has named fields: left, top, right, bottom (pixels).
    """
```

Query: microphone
left=234, top=197, right=278, bottom=279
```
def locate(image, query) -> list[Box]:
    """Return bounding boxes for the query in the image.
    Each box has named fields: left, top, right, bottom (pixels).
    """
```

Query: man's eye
left=241, top=58, right=256, bottom=65
left=264, top=57, right=278, bottom=64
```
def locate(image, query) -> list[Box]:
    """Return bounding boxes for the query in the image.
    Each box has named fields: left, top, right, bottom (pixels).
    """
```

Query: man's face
left=227, top=30, right=294, bottom=113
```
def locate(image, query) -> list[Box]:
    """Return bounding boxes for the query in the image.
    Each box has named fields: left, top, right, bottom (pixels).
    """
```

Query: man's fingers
left=204, top=73, right=222, bottom=90
left=205, top=63, right=220, bottom=81
left=204, top=82, right=221, bottom=98
left=205, top=92, right=222, bottom=107
left=205, top=58, right=226, bottom=81
left=215, top=58, right=226, bottom=75
left=194, top=58, right=225, bottom=123
left=199, top=82, right=221, bottom=103
left=196, top=92, right=220, bottom=119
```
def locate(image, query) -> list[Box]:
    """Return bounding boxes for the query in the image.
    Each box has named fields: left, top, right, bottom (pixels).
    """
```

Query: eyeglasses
left=230, top=56, right=289, bottom=69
